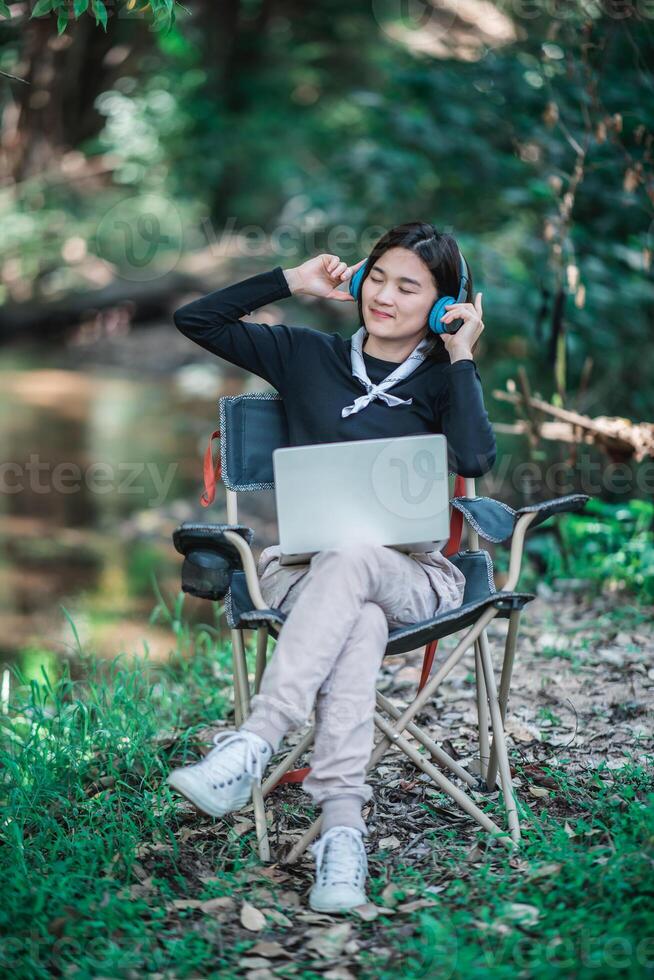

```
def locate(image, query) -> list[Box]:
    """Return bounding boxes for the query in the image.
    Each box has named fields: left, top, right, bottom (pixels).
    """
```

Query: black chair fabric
left=220, top=393, right=290, bottom=490
left=450, top=493, right=591, bottom=543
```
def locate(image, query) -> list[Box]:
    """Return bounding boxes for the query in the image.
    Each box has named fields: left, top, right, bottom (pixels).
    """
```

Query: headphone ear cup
left=428, top=296, right=455, bottom=334
left=348, top=264, right=366, bottom=300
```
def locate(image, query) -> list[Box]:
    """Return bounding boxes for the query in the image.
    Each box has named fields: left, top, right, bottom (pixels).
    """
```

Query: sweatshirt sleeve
left=438, top=359, right=497, bottom=478
left=173, top=265, right=299, bottom=391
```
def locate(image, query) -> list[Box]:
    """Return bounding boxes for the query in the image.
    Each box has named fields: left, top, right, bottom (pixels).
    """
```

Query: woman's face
left=361, top=246, right=438, bottom=345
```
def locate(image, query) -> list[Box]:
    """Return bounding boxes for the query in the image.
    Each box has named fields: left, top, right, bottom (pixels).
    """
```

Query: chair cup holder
left=172, top=524, right=247, bottom=602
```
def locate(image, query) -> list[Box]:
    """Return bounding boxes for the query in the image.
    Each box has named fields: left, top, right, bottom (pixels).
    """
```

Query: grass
left=1, top=592, right=653, bottom=979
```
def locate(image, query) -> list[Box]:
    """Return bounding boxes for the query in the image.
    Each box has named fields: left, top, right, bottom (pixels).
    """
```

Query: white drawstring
left=310, top=826, right=368, bottom=885
left=210, top=730, right=270, bottom=783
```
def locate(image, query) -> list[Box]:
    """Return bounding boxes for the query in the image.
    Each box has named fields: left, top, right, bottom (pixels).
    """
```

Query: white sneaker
left=309, top=826, right=369, bottom=913
left=166, top=729, right=273, bottom=817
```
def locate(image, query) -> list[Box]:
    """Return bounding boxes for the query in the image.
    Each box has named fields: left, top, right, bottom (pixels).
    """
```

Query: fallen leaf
left=397, top=898, right=438, bottom=913
left=380, top=883, right=402, bottom=907
left=306, top=923, right=352, bottom=958
left=501, top=903, right=540, bottom=926
left=256, top=866, right=291, bottom=884
left=233, top=819, right=255, bottom=836
left=594, top=647, right=625, bottom=668
left=528, top=785, right=549, bottom=798
left=241, top=901, right=266, bottom=931
left=200, top=896, right=235, bottom=914
left=238, top=957, right=271, bottom=970
left=248, top=940, right=292, bottom=959
left=277, top=889, right=301, bottom=907
left=504, top=719, right=542, bottom=743
left=324, top=969, right=358, bottom=980
left=353, top=902, right=395, bottom=921
left=264, top=908, right=293, bottom=927
left=465, top=842, right=485, bottom=863
left=528, top=862, right=563, bottom=880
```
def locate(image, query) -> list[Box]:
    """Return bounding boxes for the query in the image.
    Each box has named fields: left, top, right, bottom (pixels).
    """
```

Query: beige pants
left=241, top=542, right=466, bottom=830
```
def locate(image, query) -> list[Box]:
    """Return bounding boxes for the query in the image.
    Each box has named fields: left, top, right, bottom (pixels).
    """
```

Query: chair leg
left=372, top=711, right=514, bottom=846
left=231, top=627, right=271, bottom=862
left=262, top=725, right=316, bottom=796
left=231, top=628, right=249, bottom=728
left=254, top=625, right=268, bottom=694
left=486, top=608, right=521, bottom=790
left=283, top=709, right=515, bottom=864
left=476, top=629, right=520, bottom=843
left=376, top=690, right=478, bottom=788
left=474, top=637, right=490, bottom=780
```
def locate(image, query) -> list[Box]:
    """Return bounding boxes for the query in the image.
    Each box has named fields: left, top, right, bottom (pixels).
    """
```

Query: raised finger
left=443, top=301, right=472, bottom=311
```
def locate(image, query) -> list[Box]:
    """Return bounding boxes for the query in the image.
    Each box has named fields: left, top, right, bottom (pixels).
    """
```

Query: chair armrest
left=450, top=493, right=591, bottom=543
left=172, top=523, right=255, bottom=600
left=514, top=494, right=591, bottom=529
left=449, top=497, right=517, bottom=543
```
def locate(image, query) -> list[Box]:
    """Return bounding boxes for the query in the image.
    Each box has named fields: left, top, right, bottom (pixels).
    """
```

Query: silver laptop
left=272, top=434, right=450, bottom=565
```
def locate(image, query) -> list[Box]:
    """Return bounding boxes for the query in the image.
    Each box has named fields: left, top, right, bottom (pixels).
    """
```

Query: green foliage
left=367, top=763, right=654, bottom=979
left=0, top=0, right=182, bottom=34
left=520, top=498, right=654, bottom=601
left=559, top=498, right=654, bottom=599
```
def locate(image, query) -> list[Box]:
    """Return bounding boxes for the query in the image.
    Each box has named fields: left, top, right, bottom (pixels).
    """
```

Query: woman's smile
left=369, top=307, right=394, bottom=319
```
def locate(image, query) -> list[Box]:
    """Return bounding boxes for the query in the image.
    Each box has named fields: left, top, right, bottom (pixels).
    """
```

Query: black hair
left=355, top=221, right=477, bottom=362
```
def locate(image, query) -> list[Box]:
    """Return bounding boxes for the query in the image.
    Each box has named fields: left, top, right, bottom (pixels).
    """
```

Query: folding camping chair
left=172, top=391, right=590, bottom=862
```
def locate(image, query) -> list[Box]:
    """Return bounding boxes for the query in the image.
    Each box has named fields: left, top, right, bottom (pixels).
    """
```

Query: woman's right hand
left=283, top=255, right=367, bottom=302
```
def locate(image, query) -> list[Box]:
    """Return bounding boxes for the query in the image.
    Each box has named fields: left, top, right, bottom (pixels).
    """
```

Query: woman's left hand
left=439, top=292, right=484, bottom=361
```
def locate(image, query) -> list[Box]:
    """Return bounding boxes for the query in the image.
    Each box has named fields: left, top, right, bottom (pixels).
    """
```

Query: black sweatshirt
left=173, top=266, right=497, bottom=478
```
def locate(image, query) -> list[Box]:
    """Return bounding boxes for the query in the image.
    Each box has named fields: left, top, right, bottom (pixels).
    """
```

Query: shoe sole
left=309, top=892, right=369, bottom=914
left=166, top=768, right=251, bottom=818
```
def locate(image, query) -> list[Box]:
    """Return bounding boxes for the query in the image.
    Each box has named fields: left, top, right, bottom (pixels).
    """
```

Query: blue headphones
left=348, top=246, right=469, bottom=335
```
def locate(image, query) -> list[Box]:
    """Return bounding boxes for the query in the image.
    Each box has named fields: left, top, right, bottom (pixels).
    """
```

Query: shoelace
left=310, top=826, right=368, bottom=887
left=204, top=730, right=271, bottom=785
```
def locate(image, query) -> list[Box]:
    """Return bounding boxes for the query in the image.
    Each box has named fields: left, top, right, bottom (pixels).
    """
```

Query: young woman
left=168, top=221, right=495, bottom=913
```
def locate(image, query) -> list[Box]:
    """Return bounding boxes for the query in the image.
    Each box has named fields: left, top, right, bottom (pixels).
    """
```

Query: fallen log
left=0, top=270, right=198, bottom=343
left=493, top=388, right=654, bottom=462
